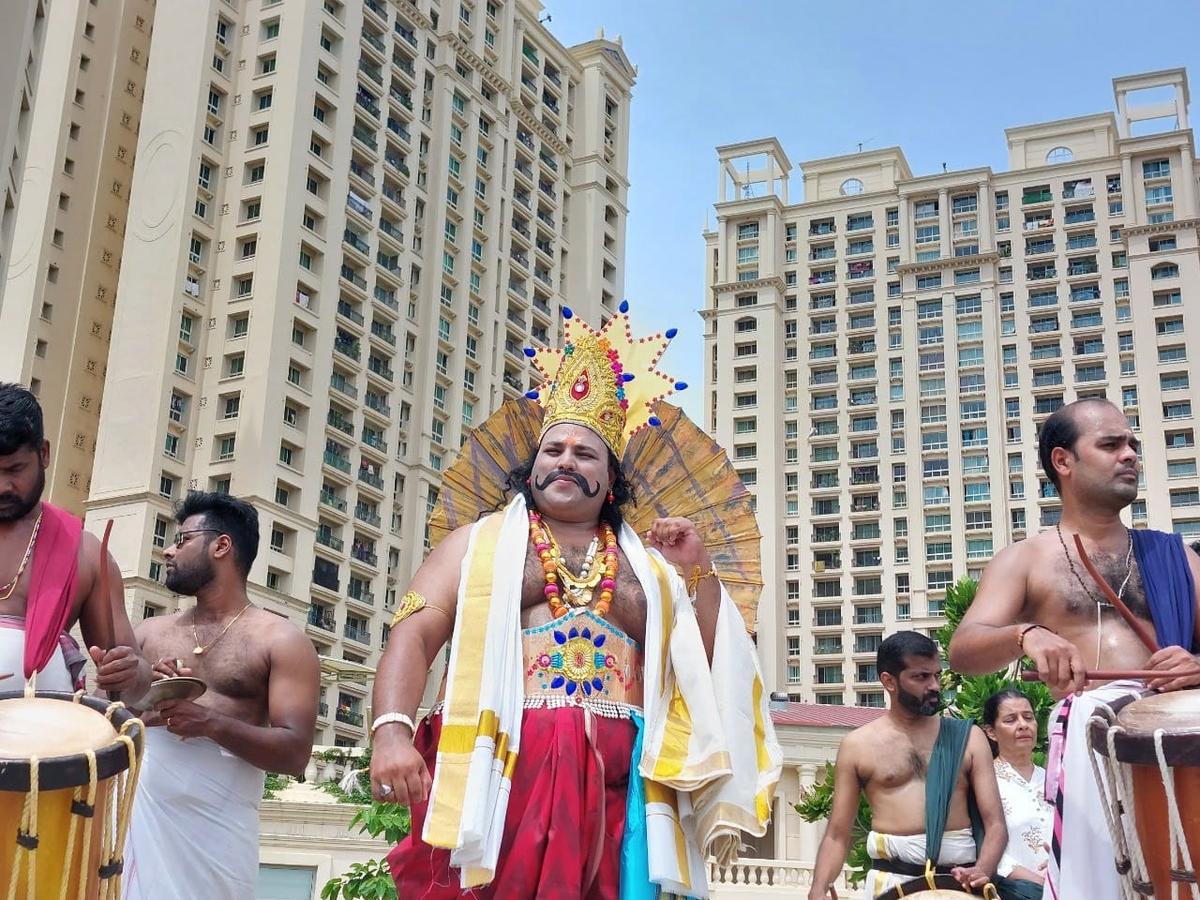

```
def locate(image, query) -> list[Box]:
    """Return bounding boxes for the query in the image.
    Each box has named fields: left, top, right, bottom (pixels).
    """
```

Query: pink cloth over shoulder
left=23, top=502, right=83, bottom=681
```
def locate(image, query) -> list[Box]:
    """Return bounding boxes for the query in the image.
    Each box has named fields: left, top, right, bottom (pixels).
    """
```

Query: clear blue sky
left=544, top=0, right=1200, bottom=419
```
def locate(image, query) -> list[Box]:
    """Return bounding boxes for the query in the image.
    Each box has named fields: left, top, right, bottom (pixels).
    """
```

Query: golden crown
left=525, top=302, right=685, bottom=458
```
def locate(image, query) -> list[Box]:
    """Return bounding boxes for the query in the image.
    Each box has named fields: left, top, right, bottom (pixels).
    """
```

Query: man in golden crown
left=370, top=304, right=781, bottom=898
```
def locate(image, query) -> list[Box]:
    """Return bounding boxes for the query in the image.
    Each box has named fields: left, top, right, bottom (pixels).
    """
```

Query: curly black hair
left=505, top=447, right=635, bottom=533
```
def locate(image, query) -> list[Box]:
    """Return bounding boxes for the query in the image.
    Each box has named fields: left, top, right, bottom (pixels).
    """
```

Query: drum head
left=1117, top=690, right=1200, bottom=734
left=0, top=691, right=143, bottom=791
left=876, top=875, right=977, bottom=899
left=0, top=697, right=115, bottom=758
left=1107, top=689, right=1200, bottom=767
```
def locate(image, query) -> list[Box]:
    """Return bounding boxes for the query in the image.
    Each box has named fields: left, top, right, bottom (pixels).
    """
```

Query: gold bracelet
left=687, top=566, right=717, bottom=595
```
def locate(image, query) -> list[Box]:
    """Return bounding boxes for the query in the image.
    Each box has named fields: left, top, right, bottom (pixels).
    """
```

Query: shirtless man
left=0, top=383, right=149, bottom=696
left=122, top=491, right=319, bottom=900
left=949, top=398, right=1200, bottom=898
left=809, top=631, right=1005, bottom=899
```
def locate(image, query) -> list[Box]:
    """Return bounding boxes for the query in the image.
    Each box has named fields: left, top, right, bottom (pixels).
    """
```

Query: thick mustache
left=534, top=470, right=601, bottom=498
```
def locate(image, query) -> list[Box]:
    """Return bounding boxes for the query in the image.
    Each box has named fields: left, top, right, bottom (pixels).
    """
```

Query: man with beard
left=371, top=306, right=780, bottom=897
left=809, top=631, right=1006, bottom=898
left=950, top=398, right=1200, bottom=898
left=121, top=491, right=319, bottom=900
left=0, top=383, right=149, bottom=695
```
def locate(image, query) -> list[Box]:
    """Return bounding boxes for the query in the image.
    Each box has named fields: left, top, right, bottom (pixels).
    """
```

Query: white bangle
left=370, top=712, right=416, bottom=738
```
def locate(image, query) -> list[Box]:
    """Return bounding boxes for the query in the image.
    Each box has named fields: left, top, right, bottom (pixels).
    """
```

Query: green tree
left=794, top=576, right=1053, bottom=886
left=317, top=747, right=410, bottom=900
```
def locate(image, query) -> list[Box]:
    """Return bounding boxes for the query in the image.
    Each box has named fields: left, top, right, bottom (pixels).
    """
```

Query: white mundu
left=123, top=728, right=265, bottom=900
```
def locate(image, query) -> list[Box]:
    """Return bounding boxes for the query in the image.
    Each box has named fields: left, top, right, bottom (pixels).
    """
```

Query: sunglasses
left=172, top=528, right=221, bottom=548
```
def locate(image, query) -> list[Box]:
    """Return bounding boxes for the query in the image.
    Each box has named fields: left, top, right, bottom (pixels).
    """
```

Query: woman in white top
left=981, top=687, right=1053, bottom=891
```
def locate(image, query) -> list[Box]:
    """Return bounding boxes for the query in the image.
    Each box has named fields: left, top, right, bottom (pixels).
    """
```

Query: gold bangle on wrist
left=687, top=566, right=717, bottom=595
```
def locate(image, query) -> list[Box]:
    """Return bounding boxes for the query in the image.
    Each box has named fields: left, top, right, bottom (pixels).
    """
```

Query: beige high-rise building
left=0, top=0, right=154, bottom=515
left=0, top=0, right=49, bottom=287
left=705, top=69, right=1199, bottom=703
left=76, top=0, right=633, bottom=747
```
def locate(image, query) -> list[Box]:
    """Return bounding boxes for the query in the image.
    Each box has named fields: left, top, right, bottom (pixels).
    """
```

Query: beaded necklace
left=529, top=511, right=618, bottom=618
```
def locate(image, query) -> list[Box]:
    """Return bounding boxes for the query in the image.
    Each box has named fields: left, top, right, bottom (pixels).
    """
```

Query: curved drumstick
left=1072, top=533, right=1159, bottom=653
left=97, top=519, right=120, bottom=702
left=97, top=519, right=116, bottom=650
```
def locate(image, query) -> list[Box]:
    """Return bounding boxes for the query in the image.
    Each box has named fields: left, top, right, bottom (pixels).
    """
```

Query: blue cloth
left=620, top=712, right=655, bottom=900
left=1130, top=529, right=1196, bottom=651
left=620, top=713, right=698, bottom=900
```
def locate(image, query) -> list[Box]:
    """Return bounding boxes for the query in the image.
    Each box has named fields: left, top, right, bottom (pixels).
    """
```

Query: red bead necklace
left=528, top=511, right=618, bottom=618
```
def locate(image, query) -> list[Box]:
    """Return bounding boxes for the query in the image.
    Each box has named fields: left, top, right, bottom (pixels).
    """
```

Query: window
left=259, top=54, right=277, bottom=75
left=1143, top=159, right=1171, bottom=179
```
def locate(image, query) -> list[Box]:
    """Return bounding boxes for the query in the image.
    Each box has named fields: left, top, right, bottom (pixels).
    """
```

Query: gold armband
left=391, top=590, right=452, bottom=627
left=687, top=566, right=718, bottom=595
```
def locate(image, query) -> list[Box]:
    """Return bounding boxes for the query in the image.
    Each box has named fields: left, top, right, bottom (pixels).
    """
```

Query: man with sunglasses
left=0, top=382, right=150, bottom=696
left=122, top=491, right=319, bottom=900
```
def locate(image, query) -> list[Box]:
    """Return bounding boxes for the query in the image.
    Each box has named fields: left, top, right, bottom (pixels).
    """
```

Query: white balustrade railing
left=301, top=744, right=368, bottom=787
left=708, top=859, right=861, bottom=898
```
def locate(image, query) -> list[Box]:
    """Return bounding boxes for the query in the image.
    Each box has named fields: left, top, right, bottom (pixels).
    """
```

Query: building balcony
left=326, top=410, right=355, bottom=436
left=316, top=530, right=344, bottom=553
left=364, top=395, right=391, bottom=419
left=320, top=489, right=348, bottom=514
left=323, top=450, right=352, bottom=474
left=307, top=606, right=336, bottom=632
left=361, top=431, right=388, bottom=457
left=357, top=469, right=384, bottom=491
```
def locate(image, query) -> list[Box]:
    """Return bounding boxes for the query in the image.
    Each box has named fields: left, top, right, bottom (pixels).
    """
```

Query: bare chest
left=518, top=540, right=649, bottom=643
left=1027, top=541, right=1151, bottom=623
left=864, top=733, right=937, bottom=790
left=143, top=625, right=269, bottom=705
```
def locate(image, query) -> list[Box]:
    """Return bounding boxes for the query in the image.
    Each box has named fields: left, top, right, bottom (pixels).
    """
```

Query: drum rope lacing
left=1155, top=727, right=1199, bottom=899
left=1088, top=705, right=1143, bottom=900
left=4, top=690, right=144, bottom=900
left=1089, top=704, right=1200, bottom=900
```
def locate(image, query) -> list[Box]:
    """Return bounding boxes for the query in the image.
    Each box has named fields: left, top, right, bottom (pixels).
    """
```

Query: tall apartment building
left=83, top=0, right=634, bottom=747
left=0, top=0, right=154, bottom=515
left=0, top=0, right=49, bottom=286
left=705, top=69, right=1199, bottom=703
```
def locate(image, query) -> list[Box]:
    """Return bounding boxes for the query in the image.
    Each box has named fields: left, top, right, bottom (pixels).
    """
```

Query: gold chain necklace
left=0, top=510, right=43, bottom=603
left=543, top=525, right=602, bottom=607
left=191, top=603, right=252, bottom=655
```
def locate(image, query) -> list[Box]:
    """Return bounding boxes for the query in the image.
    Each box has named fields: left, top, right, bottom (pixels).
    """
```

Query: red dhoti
left=388, top=706, right=637, bottom=899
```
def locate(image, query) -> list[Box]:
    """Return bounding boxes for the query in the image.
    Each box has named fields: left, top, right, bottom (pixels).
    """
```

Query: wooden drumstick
left=1021, top=669, right=1200, bottom=683
left=1072, top=533, right=1160, bottom=654
left=97, top=519, right=117, bottom=650
left=97, top=519, right=119, bottom=702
